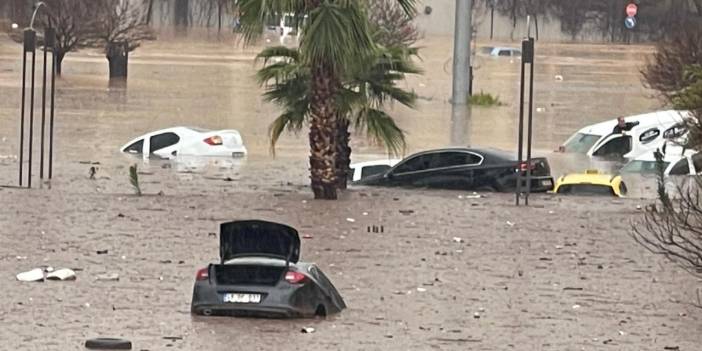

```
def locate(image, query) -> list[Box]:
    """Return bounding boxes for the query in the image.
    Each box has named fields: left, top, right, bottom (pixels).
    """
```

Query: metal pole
left=525, top=37, right=535, bottom=206
left=49, top=30, right=56, bottom=179
left=516, top=49, right=526, bottom=206
left=451, top=0, right=473, bottom=106
left=19, top=45, right=28, bottom=187
left=40, top=32, right=48, bottom=179
left=28, top=45, right=36, bottom=188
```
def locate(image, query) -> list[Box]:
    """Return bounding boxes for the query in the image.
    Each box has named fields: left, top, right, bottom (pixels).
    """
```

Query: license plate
left=223, top=293, right=261, bottom=304
left=541, top=180, right=552, bottom=187
left=232, top=152, right=245, bottom=158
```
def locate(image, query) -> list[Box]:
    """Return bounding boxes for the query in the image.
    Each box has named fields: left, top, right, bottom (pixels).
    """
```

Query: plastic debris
left=506, top=221, right=515, bottom=227
left=555, top=75, right=564, bottom=81
left=572, top=304, right=581, bottom=309
left=417, top=287, right=427, bottom=292
left=46, top=268, right=77, bottom=281
left=452, top=237, right=464, bottom=243
left=346, top=218, right=355, bottom=223
left=301, top=327, right=315, bottom=334
left=16, top=268, right=44, bottom=282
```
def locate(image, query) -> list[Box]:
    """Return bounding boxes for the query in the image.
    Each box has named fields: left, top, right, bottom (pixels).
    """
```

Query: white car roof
left=575, top=110, right=690, bottom=136
left=350, top=159, right=401, bottom=168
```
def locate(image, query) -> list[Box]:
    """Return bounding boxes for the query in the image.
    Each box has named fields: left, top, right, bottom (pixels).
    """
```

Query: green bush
left=468, top=91, right=504, bottom=107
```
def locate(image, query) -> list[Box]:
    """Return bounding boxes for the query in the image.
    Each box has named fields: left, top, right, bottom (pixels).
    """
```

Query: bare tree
left=87, top=0, right=155, bottom=79
left=633, top=151, right=702, bottom=282
left=367, top=0, right=419, bottom=48
left=642, top=21, right=702, bottom=107
left=635, top=23, right=702, bottom=291
left=5, top=0, right=97, bottom=76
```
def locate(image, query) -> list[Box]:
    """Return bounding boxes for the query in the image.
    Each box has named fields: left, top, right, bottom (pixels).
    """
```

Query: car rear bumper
left=510, top=175, right=554, bottom=192
left=191, top=303, right=304, bottom=318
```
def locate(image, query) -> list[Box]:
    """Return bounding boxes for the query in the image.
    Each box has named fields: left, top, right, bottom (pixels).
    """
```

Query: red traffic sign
left=626, top=3, right=638, bottom=17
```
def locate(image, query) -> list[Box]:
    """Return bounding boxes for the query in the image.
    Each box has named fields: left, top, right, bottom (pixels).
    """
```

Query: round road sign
left=625, top=16, right=636, bottom=29
left=626, top=3, right=638, bottom=17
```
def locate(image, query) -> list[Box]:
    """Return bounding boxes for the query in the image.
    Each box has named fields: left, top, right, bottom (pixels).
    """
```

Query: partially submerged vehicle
left=559, top=110, right=691, bottom=160
left=480, top=46, right=522, bottom=58
left=348, top=159, right=401, bottom=182
left=191, top=220, right=346, bottom=318
left=621, top=145, right=702, bottom=177
left=553, top=170, right=627, bottom=197
left=120, top=126, right=247, bottom=159
left=354, top=147, right=554, bottom=192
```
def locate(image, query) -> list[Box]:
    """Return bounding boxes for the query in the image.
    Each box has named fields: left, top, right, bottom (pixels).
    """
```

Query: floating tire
left=85, top=338, right=132, bottom=350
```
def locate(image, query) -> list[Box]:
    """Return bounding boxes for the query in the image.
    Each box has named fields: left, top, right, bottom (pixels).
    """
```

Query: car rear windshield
left=214, top=265, right=285, bottom=286
left=557, top=184, right=616, bottom=196
left=564, top=133, right=601, bottom=153
left=621, top=160, right=668, bottom=174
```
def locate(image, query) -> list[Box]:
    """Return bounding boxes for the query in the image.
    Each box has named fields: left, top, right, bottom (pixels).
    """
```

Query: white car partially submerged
left=348, top=159, right=401, bottom=182
left=559, top=110, right=691, bottom=160
left=120, top=127, right=247, bottom=159
left=621, top=145, right=702, bottom=177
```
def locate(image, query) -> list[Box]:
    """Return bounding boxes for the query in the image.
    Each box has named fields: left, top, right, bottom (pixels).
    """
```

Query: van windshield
left=563, top=133, right=601, bottom=153
left=621, top=160, right=668, bottom=174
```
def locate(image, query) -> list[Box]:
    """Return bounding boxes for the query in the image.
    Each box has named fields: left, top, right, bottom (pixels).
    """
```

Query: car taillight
left=196, top=267, right=209, bottom=281
left=284, top=271, right=307, bottom=284
left=518, top=162, right=535, bottom=172
left=203, top=135, right=223, bottom=146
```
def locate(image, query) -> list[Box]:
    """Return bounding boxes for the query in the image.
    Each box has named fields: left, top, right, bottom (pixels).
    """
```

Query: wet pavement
left=0, top=33, right=700, bottom=350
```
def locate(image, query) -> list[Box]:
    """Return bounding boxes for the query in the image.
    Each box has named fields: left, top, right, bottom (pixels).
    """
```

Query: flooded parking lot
left=0, top=33, right=700, bottom=350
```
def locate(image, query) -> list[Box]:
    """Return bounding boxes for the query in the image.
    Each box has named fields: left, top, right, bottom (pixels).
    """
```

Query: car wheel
left=315, top=304, right=327, bottom=317
left=85, top=338, right=132, bottom=350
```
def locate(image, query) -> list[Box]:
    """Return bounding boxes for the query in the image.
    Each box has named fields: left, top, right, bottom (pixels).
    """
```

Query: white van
left=559, top=110, right=692, bottom=160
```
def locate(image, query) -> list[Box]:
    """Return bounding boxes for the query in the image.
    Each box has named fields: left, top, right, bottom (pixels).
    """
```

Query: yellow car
left=552, top=170, right=627, bottom=197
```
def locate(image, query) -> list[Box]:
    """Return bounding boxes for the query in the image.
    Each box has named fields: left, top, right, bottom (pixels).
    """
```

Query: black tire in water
left=85, top=338, right=132, bottom=350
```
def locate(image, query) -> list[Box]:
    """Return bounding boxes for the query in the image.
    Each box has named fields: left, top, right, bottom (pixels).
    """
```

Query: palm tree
left=237, top=0, right=416, bottom=199
left=258, top=44, right=420, bottom=189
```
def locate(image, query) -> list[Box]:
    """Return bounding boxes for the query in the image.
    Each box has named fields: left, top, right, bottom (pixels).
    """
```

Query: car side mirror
left=385, top=172, right=394, bottom=179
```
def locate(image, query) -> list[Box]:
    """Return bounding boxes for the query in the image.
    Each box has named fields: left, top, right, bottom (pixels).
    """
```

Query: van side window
left=669, top=159, right=690, bottom=175
left=593, top=136, right=632, bottom=158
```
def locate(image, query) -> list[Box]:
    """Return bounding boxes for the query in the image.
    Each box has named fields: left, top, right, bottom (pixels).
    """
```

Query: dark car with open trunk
left=191, top=220, right=346, bottom=318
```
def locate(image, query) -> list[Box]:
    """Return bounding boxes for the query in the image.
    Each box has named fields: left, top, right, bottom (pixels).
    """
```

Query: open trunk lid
left=219, top=220, right=300, bottom=263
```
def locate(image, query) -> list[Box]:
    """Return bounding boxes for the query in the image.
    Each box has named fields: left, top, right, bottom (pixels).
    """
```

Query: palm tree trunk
left=336, top=117, right=351, bottom=189
left=309, top=62, right=339, bottom=199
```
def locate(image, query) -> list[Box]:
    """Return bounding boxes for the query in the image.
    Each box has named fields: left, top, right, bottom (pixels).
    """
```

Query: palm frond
left=268, top=110, right=308, bottom=155
left=355, top=107, right=406, bottom=156
left=237, top=0, right=307, bottom=44
left=255, top=46, right=301, bottom=64
left=300, top=2, right=376, bottom=72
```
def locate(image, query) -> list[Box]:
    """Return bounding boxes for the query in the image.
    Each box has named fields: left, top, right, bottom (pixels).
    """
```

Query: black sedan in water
left=191, top=220, right=346, bottom=318
left=354, top=147, right=554, bottom=192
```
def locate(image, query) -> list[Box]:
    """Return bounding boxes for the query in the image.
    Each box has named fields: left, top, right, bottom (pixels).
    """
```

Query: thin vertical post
left=49, top=30, right=56, bottom=179
left=516, top=43, right=527, bottom=206
left=28, top=45, right=36, bottom=188
left=19, top=50, right=27, bottom=186
left=525, top=37, right=535, bottom=206
left=40, top=32, right=48, bottom=179
left=43, top=27, right=55, bottom=180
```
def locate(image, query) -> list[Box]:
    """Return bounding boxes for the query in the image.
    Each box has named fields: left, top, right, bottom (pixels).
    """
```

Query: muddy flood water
left=0, top=33, right=700, bottom=350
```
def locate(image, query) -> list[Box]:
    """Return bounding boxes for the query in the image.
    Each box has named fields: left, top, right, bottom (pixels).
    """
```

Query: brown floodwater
left=0, top=34, right=664, bottom=196
left=1, top=33, right=700, bottom=351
